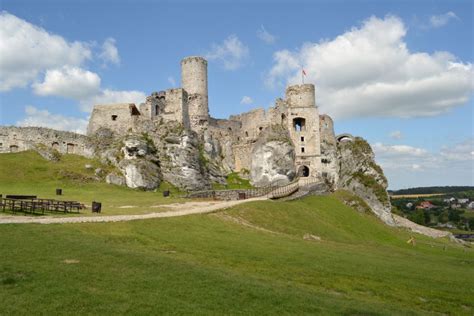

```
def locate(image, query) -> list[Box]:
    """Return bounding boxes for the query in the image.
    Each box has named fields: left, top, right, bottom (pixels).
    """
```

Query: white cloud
left=99, top=37, right=120, bottom=65
left=372, top=138, right=474, bottom=188
left=240, top=96, right=253, bottom=105
left=430, top=12, right=459, bottom=28
left=17, top=106, right=88, bottom=134
left=440, top=138, right=474, bottom=161
left=266, top=15, right=473, bottom=119
left=206, top=35, right=249, bottom=70
left=373, top=142, right=428, bottom=157
left=257, top=25, right=276, bottom=44
left=168, top=76, right=176, bottom=87
left=32, top=66, right=101, bottom=99
left=389, top=130, right=402, bottom=139
left=79, top=89, right=146, bottom=112
left=0, top=11, right=92, bottom=91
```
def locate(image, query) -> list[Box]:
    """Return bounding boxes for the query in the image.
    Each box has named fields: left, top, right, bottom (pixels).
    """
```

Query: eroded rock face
left=118, top=159, right=161, bottom=190
left=337, top=137, right=395, bottom=225
left=153, top=122, right=211, bottom=191
left=116, top=134, right=161, bottom=190
left=105, top=173, right=126, bottom=186
left=250, top=125, right=296, bottom=187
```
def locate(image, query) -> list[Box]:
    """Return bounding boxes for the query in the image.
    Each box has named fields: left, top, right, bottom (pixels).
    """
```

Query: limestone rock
left=337, top=137, right=395, bottom=225
left=250, top=125, right=296, bottom=187
left=105, top=173, right=126, bottom=186
left=250, top=141, right=296, bottom=187
left=122, top=137, right=150, bottom=159
left=153, top=122, right=211, bottom=191
left=118, top=159, right=161, bottom=190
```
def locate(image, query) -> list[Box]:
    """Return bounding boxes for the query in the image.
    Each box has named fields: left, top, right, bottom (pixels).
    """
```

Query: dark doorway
left=298, top=165, right=310, bottom=177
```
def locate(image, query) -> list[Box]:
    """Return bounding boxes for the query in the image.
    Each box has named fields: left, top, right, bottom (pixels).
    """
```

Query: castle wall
left=140, top=91, right=166, bottom=120
left=163, top=88, right=190, bottom=129
left=87, top=103, right=141, bottom=136
left=319, top=114, right=338, bottom=185
left=0, top=126, right=93, bottom=157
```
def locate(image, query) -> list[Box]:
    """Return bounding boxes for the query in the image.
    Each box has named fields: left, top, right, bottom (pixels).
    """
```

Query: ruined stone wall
left=319, top=114, right=339, bottom=186
left=163, top=88, right=190, bottom=129
left=87, top=103, right=141, bottom=136
left=233, top=144, right=253, bottom=172
left=140, top=91, right=166, bottom=120
left=0, top=126, right=93, bottom=157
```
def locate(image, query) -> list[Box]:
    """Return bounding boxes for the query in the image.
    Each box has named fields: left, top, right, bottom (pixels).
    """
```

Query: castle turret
left=284, top=84, right=321, bottom=179
left=181, top=56, right=209, bottom=132
left=285, top=84, right=315, bottom=108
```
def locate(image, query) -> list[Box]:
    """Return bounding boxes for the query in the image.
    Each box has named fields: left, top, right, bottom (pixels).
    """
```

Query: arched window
left=52, top=142, right=59, bottom=150
left=293, top=117, right=306, bottom=132
left=9, top=145, right=19, bottom=153
left=281, top=113, right=286, bottom=124
left=298, top=165, right=310, bottom=177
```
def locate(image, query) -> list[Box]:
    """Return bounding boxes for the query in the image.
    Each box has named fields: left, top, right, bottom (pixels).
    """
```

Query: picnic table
left=1, top=195, right=85, bottom=215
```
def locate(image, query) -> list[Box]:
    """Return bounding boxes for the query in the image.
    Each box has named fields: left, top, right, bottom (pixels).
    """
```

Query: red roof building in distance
left=416, top=201, right=437, bottom=210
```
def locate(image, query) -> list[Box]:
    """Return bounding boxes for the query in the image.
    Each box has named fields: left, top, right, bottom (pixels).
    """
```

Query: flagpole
left=302, top=68, right=304, bottom=84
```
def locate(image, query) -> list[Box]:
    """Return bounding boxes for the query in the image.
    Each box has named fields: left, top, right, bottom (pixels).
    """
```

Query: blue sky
left=0, top=0, right=472, bottom=189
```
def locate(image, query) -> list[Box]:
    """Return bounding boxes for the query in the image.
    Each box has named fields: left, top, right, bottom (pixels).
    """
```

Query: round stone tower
left=285, top=84, right=315, bottom=108
left=181, top=56, right=209, bottom=131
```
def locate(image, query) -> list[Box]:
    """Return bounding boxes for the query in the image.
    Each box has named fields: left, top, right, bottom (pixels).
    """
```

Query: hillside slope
left=0, top=151, right=473, bottom=315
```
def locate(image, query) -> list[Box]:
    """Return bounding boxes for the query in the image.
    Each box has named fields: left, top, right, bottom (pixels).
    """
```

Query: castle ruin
left=85, top=56, right=337, bottom=183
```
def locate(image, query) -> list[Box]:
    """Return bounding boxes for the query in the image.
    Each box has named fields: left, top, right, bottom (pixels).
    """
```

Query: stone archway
left=66, top=143, right=75, bottom=154
left=298, top=165, right=310, bottom=177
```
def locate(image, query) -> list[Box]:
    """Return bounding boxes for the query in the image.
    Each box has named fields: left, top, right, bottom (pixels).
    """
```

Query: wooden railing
left=186, top=176, right=322, bottom=201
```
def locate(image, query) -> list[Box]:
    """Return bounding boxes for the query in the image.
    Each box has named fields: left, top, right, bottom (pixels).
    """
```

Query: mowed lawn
left=0, top=151, right=184, bottom=215
left=0, top=195, right=473, bottom=315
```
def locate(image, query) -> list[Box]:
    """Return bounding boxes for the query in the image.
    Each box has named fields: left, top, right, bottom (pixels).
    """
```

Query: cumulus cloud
left=389, top=130, right=402, bottom=139
left=99, top=37, right=120, bottom=65
left=79, top=89, right=146, bottom=112
left=240, top=96, right=253, bottom=105
left=32, top=66, right=101, bottom=99
left=17, top=106, right=89, bottom=134
left=372, top=138, right=474, bottom=188
left=266, top=15, right=473, bottom=119
left=430, top=12, right=459, bottom=28
left=257, top=25, right=276, bottom=44
left=0, top=11, right=92, bottom=91
left=206, top=35, right=249, bottom=70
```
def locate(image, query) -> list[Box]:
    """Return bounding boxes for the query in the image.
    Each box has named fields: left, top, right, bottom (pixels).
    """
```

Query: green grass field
left=0, top=151, right=184, bottom=215
left=0, top=152, right=473, bottom=315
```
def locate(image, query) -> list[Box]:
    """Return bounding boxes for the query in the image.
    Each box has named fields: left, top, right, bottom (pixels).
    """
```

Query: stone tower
left=285, top=84, right=321, bottom=178
left=181, top=56, right=209, bottom=132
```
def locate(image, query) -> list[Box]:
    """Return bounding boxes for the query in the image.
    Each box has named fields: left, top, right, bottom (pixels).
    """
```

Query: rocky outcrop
left=250, top=125, right=296, bottom=187
left=33, top=144, right=61, bottom=162
left=337, top=137, right=395, bottom=225
left=105, top=173, right=126, bottom=186
left=152, top=122, right=211, bottom=191
left=202, top=130, right=227, bottom=185
left=117, top=135, right=161, bottom=190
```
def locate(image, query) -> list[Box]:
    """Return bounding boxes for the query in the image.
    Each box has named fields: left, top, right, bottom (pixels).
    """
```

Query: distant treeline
left=389, top=186, right=474, bottom=195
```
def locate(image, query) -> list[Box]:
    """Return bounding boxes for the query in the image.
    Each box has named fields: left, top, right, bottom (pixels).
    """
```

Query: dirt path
left=0, top=197, right=267, bottom=225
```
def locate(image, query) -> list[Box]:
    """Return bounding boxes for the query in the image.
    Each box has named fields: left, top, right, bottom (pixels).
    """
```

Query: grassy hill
left=0, top=151, right=184, bottom=215
left=0, top=152, right=473, bottom=315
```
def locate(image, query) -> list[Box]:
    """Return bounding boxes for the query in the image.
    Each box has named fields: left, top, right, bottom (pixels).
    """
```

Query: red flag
left=302, top=69, right=307, bottom=76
